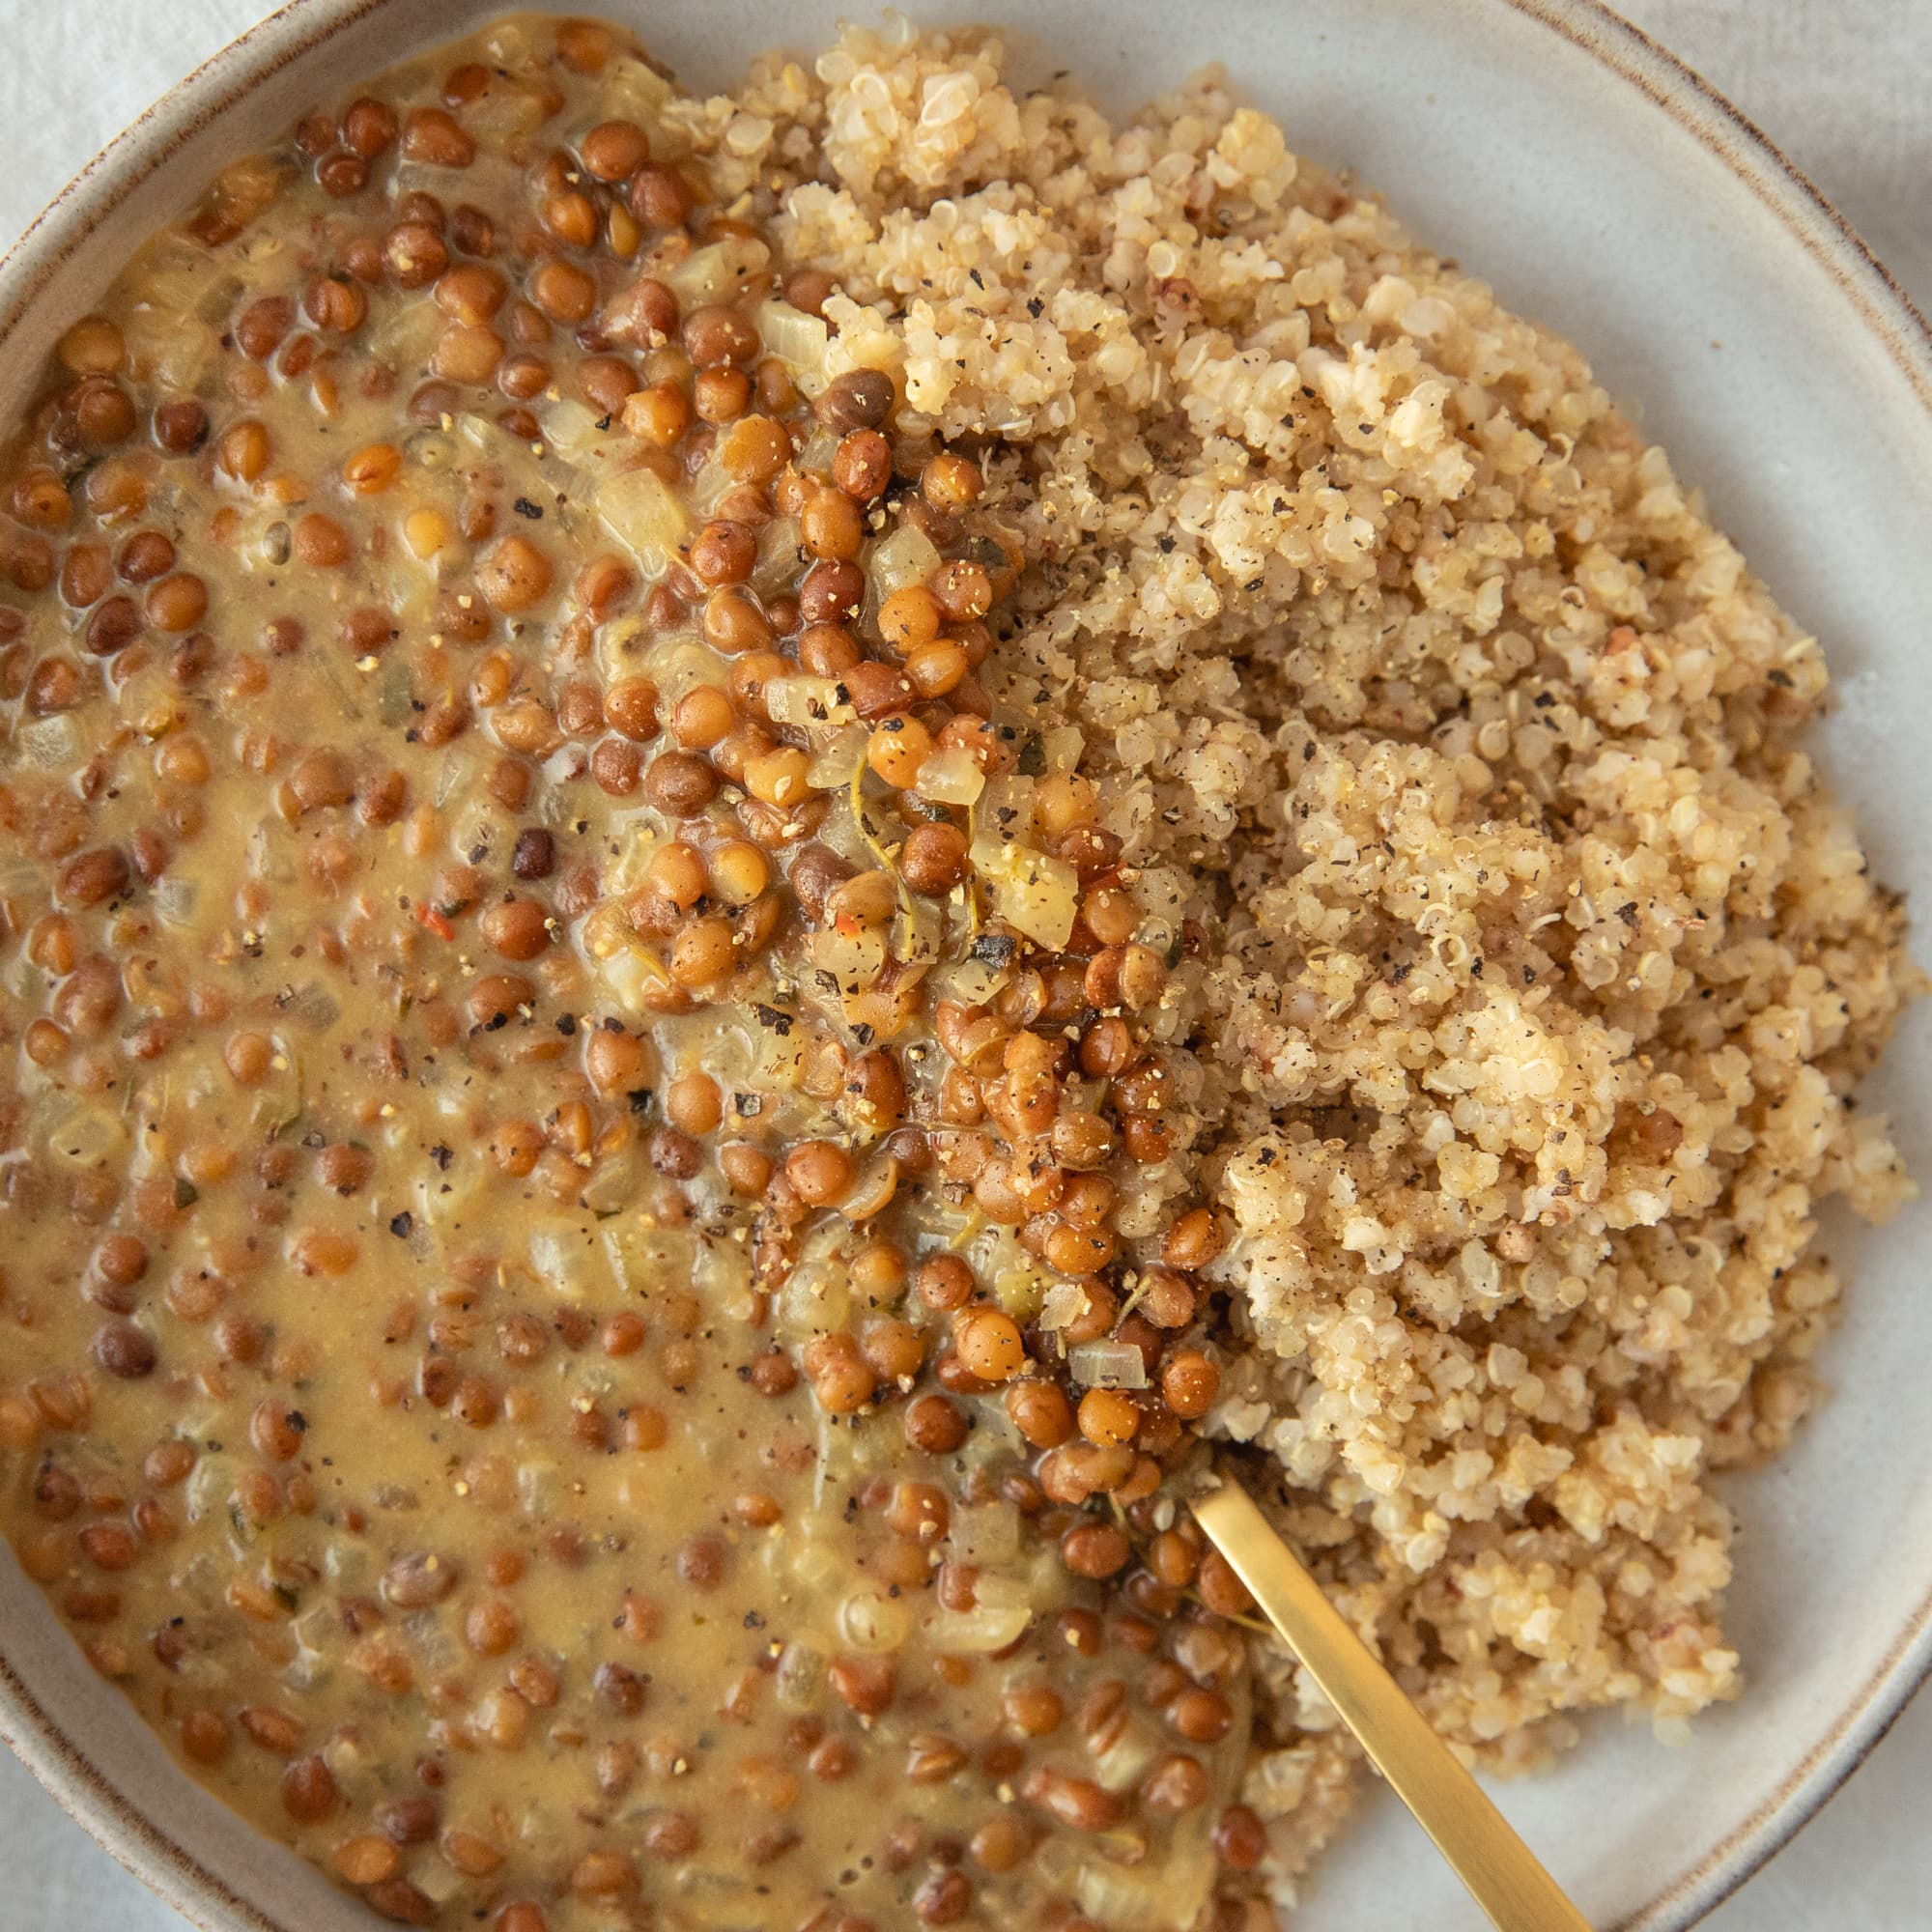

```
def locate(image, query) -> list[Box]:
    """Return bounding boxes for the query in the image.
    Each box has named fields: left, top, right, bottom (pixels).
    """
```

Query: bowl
left=1, top=4, right=1928, bottom=1929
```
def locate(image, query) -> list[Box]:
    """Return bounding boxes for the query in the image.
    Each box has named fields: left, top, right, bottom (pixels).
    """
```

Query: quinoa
left=0, top=14, right=1917, bottom=1930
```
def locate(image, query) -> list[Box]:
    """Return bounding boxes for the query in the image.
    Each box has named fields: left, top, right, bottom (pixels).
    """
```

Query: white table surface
left=0, top=2, right=1925, bottom=1926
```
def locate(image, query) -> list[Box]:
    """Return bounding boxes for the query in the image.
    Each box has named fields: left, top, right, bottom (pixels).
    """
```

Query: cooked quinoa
left=0, top=13, right=1917, bottom=1931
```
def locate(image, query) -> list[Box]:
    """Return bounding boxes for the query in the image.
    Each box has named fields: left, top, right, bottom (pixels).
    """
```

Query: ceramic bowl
left=2, top=4, right=1929, bottom=1928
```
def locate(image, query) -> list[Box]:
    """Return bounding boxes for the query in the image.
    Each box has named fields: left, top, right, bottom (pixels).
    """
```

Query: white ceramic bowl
left=2, top=5, right=1929, bottom=1929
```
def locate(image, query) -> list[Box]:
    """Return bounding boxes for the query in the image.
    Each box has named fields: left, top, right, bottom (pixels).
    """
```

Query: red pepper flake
left=419, top=904, right=455, bottom=941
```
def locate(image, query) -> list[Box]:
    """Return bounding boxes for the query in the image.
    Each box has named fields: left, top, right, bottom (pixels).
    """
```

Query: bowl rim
left=0, top=4, right=1928, bottom=1931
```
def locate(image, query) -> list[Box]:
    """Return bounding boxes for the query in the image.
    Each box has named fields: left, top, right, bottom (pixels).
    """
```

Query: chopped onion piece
left=789, top=1538, right=845, bottom=1595
left=542, top=397, right=608, bottom=456
left=795, top=423, right=838, bottom=478
left=527, top=1229, right=581, bottom=1298
left=1038, top=1280, right=1089, bottom=1332
left=753, top=515, right=802, bottom=595
left=838, top=1589, right=910, bottom=1653
left=992, top=1261, right=1051, bottom=1322
left=596, top=462, right=689, bottom=573
left=974, top=773, right=1037, bottom=842
left=323, top=1542, right=371, bottom=1591
left=925, top=1601, right=1034, bottom=1654
left=1075, top=1853, right=1216, bottom=1932
left=808, top=922, right=887, bottom=990
left=976, top=1571, right=1032, bottom=1609
left=757, top=298, right=830, bottom=383
left=1041, top=725, right=1086, bottom=773
left=868, top=524, right=941, bottom=599
left=775, top=1643, right=827, bottom=1707
left=974, top=841, right=1079, bottom=952
left=370, top=295, right=440, bottom=376
left=1069, top=1340, right=1149, bottom=1390
left=43, top=1105, right=128, bottom=1169
left=765, top=675, right=856, bottom=733
left=915, top=745, right=986, bottom=807
left=662, top=235, right=771, bottom=307
left=541, top=743, right=583, bottom=786
left=600, top=54, right=672, bottom=128
left=839, top=1154, right=900, bottom=1223
left=19, top=714, right=80, bottom=771
left=412, top=1860, right=468, bottom=1907
left=951, top=1502, right=1020, bottom=1568
left=933, top=952, right=1009, bottom=1009
left=808, top=724, right=869, bottom=790
left=1091, top=1714, right=1164, bottom=1792
left=454, top=412, right=586, bottom=511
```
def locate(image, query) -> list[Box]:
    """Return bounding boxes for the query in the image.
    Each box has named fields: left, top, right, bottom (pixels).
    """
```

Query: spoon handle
left=1192, top=1479, right=1592, bottom=1932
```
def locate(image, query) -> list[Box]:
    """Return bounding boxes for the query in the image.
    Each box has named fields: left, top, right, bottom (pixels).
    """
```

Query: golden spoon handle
left=1192, top=1479, right=1592, bottom=1932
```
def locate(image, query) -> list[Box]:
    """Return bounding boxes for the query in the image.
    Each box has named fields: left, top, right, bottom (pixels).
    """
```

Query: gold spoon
left=1192, top=1476, right=1593, bottom=1932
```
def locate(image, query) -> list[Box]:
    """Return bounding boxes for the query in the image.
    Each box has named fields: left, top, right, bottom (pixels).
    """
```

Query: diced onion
left=992, top=1261, right=1051, bottom=1322
left=925, top=1601, right=1033, bottom=1654
left=775, top=1643, right=827, bottom=1707
left=915, top=746, right=985, bottom=807
left=542, top=397, right=608, bottom=457
left=323, top=1542, right=371, bottom=1591
left=975, top=773, right=1037, bottom=842
left=184, top=1461, right=232, bottom=1530
left=597, top=462, right=689, bottom=572
left=807, top=724, right=869, bottom=789
left=933, top=953, right=1009, bottom=1009
left=527, top=1229, right=582, bottom=1297
left=1038, top=1280, right=1089, bottom=1332
left=808, top=923, right=887, bottom=991
left=788, top=1538, right=845, bottom=1597
left=1091, top=1715, right=1164, bottom=1793
left=951, top=1502, right=1020, bottom=1568
left=292, top=1605, right=336, bottom=1656
left=412, top=1861, right=469, bottom=1907
left=19, top=714, right=81, bottom=770
left=455, top=408, right=585, bottom=491
left=1069, top=1341, right=1149, bottom=1390
left=974, top=842, right=1079, bottom=951
left=838, top=1589, right=910, bottom=1653
left=369, top=295, right=440, bottom=377
left=757, top=299, right=830, bottom=383
left=603, top=1221, right=695, bottom=1298
left=794, top=423, right=838, bottom=478
left=1041, top=725, right=1086, bottom=774
left=839, top=1154, right=900, bottom=1223
left=765, top=675, right=856, bottom=733
left=43, top=1105, right=128, bottom=1169
left=155, top=876, right=199, bottom=929
left=753, top=515, right=802, bottom=595
left=517, top=1462, right=558, bottom=1517
left=867, top=524, right=942, bottom=599
left=600, top=54, right=673, bottom=127
left=778, top=1253, right=853, bottom=1343
left=541, top=744, right=583, bottom=786
left=579, top=1148, right=645, bottom=1217
left=971, top=1572, right=1032, bottom=1615
left=662, top=235, right=771, bottom=307
left=1075, top=1853, right=1216, bottom=1932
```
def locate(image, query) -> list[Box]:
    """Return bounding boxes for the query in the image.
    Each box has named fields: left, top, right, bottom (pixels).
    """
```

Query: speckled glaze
left=0, top=5, right=1928, bottom=1931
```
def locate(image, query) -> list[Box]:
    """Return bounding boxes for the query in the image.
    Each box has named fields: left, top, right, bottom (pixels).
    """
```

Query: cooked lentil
left=0, top=13, right=1918, bottom=1932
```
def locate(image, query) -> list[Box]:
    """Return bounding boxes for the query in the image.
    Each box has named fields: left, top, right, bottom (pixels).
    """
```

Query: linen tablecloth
left=0, top=2, right=1924, bottom=1925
